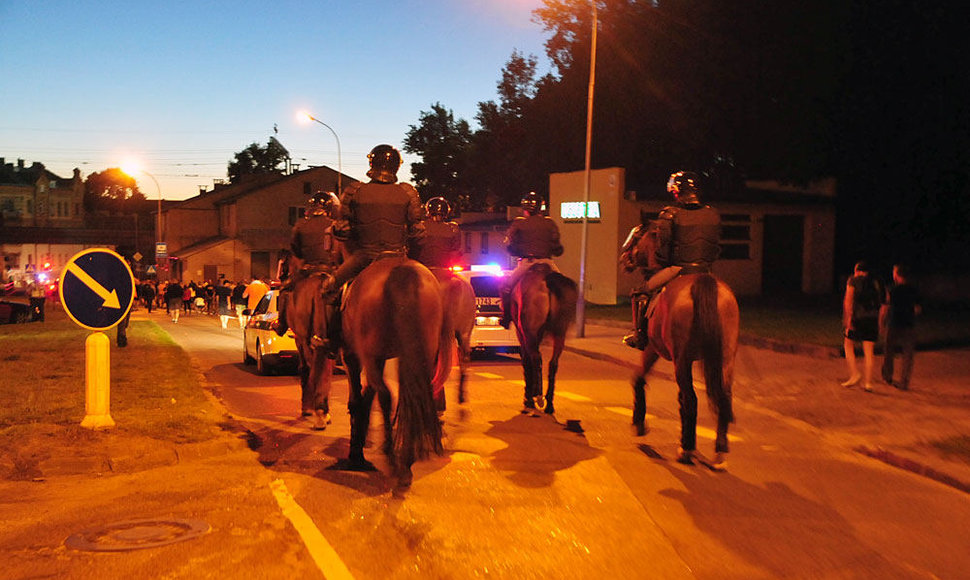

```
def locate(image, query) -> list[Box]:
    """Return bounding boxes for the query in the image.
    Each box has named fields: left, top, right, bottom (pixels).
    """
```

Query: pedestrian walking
left=215, top=279, right=234, bottom=329
left=26, top=278, right=46, bottom=322
left=881, top=263, right=921, bottom=390
left=165, top=279, right=183, bottom=323
left=232, top=280, right=247, bottom=328
left=841, top=261, right=884, bottom=392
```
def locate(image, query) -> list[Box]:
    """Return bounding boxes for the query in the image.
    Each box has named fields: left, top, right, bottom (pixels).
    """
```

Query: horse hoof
left=677, top=448, right=695, bottom=465
left=311, top=410, right=331, bottom=431
left=544, top=405, right=555, bottom=415
left=634, top=422, right=647, bottom=437
left=533, top=395, right=545, bottom=410
left=331, top=456, right=377, bottom=472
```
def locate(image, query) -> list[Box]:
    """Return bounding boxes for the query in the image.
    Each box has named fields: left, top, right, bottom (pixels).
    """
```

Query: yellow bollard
left=81, top=332, right=115, bottom=429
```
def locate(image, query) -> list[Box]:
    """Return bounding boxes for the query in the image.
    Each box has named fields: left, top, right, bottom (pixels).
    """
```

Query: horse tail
left=431, top=277, right=459, bottom=392
left=384, top=265, right=443, bottom=460
left=546, top=272, right=579, bottom=335
left=692, top=274, right=733, bottom=423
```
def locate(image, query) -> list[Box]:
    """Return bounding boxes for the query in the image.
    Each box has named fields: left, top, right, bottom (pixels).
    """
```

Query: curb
left=855, top=446, right=970, bottom=495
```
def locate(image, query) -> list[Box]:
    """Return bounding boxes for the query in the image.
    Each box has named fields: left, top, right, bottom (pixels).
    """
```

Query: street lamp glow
left=297, top=110, right=343, bottom=194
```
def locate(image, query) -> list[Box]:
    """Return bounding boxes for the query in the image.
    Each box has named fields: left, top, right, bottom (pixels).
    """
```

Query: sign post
left=59, top=248, right=135, bottom=429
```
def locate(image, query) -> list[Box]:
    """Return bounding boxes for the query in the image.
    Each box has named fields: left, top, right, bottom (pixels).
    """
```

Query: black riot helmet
left=667, top=171, right=702, bottom=205
left=366, top=144, right=402, bottom=183
left=425, top=197, right=451, bottom=221
left=520, top=191, right=543, bottom=215
left=307, top=190, right=340, bottom=218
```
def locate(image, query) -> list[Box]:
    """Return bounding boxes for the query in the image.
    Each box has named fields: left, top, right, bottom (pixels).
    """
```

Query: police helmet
left=366, top=144, right=402, bottom=183
left=425, top=197, right=451, bottom=220
left=520, top=191, right=542, bottom=214
left=667, top=171, right=702, bottom=205
left=307, top=190, right=339, bottom=218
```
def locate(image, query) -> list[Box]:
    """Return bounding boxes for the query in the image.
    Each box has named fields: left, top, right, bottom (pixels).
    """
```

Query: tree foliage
left=403, top=103, right=473, bottom=206
left=228, top=139, right=289, bottom=183
left=84, top=168, right=147, bottom=213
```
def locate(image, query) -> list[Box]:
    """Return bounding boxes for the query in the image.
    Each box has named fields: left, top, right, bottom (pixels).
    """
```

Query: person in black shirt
left=881, top=264, right=921, bottom=390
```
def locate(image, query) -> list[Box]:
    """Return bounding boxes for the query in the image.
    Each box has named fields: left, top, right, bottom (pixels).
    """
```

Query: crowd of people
left=135, top=278, right=260, bottom=327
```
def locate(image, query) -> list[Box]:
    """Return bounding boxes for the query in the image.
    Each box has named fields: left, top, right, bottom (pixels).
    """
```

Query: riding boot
left=499, top=288, right=512, bottom=329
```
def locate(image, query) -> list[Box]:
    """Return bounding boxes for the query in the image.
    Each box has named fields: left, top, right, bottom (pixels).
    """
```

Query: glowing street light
left=297, top=111, right=343, bottom=194
left=120, top=161, right=164, bottom=272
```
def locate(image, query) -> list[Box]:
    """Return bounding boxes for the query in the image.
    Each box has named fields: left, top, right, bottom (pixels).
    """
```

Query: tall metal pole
left=308, top=115, right=343, bottom=194
left=576, top=1, right=598, bottom=338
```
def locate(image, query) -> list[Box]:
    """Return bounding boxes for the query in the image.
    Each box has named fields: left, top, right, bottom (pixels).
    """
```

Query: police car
left=242, top=290, right=298, bottom=375
left=457, top=265, right=520, bottom=355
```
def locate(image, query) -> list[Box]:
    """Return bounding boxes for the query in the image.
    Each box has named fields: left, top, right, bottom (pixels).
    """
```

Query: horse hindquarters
left=691, top=275, right=734, bottom=455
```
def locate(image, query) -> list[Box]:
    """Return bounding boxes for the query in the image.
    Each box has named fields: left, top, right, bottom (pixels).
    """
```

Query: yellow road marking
left=270, top=479, right=354, bottom=580
left=475, top=372, right=505, bottom=379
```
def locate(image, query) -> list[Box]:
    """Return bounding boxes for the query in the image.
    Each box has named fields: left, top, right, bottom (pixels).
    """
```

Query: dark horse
left=282, top=273, right=334, bottom=430
left=429, top=268, right=476, bottom=411
left=509, top=263, right=578, bottom=415
left=340, top=257, right=445, bottom=490
left=631, top=227, right=739, bottom=470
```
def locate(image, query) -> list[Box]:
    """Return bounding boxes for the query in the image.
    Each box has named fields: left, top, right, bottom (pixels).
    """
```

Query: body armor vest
left=341, top=182, right=424, bottom=251
left=415, top=221, right=461, bottom=268
left=656, top=204, right=721, bottom=268
left=505, top=215, right=563, bottom=259
left=291, top=215, right=339, bottom=266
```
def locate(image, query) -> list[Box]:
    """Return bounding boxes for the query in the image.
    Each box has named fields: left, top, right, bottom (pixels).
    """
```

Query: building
left=0, top=158, right=84, bottom=229
left=549, top=167, right=837, bottom=303
left=163, top=166, right=355, bottom=283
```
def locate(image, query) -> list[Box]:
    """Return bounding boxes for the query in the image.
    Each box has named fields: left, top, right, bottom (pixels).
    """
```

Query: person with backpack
left=841, top=261, right=884, bottom=392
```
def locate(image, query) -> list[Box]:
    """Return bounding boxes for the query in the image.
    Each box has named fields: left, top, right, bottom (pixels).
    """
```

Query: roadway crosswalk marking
left=474, top=372, right=505, bottom=380
left=605, top=407, right=742, bottom=442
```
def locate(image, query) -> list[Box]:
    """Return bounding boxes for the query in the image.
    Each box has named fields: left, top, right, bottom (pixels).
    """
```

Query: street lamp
left=576, top=1, right=598, bottom=338
left=297, top=111, right=343, bottom=194
left=120, top=162, right=163, bottom=270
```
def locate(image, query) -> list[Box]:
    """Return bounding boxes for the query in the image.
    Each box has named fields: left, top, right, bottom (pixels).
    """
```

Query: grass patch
left=0, top=308, right=222, bottom=460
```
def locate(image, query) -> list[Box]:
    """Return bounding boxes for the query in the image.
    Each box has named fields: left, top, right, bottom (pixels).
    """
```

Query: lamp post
left=576, top=1, right=598, bottom=338
left=121, top=163, right=163, bottom=273
left=299, top=112, right=343, bottom=194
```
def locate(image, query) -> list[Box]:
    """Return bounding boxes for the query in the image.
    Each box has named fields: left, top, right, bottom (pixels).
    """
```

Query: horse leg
left=341, top=351, right=374, bottom=470
left=457, top=333, right=471, bottom=405
left=297, top=344, right=313, bottom=416
left=675, top=357, right=699, bottom=464
left=544, top=335, right=566, bottom=415
left=309, top=352, right=333, bottom=431
left=632, top=347, right=660, bottom=436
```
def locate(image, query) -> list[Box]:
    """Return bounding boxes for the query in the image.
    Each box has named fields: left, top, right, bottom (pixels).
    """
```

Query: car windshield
left=469, top=275, right=502, bottom=297
left=254, top=293, right=272, bottom=315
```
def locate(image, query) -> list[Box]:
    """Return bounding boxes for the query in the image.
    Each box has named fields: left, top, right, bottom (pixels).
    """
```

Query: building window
left=304, top=182, right=312, bottom=195
left=480, top=232, right=488, bottom=254
left=465, top=232, right=472, bottom=253
left=720, top=214, right=751, bottom=261
left=288, top=206, right=305, bottom=226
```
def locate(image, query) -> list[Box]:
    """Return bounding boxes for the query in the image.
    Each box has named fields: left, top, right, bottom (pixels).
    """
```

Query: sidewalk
left=570, top=320, right=970, bottom=494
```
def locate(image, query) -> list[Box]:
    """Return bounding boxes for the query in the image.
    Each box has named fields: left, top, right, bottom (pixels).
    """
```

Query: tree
left=403, top=103, right=473, bottom=205
left=227, top=138, right=289, bottom=183
left=84, top=168, right=147, bottom=213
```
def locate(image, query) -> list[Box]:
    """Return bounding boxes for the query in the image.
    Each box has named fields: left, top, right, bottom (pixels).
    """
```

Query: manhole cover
left=65, top=519, right=210, bottom=552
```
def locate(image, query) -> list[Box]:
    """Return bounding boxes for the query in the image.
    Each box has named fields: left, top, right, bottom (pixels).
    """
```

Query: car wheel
left=256, top=340, right=271, bottom=375
left=15, top=310, right=29, bottom=324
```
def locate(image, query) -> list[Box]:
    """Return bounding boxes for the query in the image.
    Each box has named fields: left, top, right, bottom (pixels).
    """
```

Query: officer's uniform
left=330, top=180, right=426, bottom=289
left=645, top=202, right=721, bottom=291
left=412, top=219, right=461, bottom=269
left=500, top=213, right=563, bottom=328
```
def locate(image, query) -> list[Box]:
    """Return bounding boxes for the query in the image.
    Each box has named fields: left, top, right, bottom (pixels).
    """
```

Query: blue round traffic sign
left=59, top=248, right=135, bottom=331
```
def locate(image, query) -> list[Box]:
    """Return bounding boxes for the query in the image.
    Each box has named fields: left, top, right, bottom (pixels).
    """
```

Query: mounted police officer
left=322, top=144, right=426, bottom=298
left=274, top=190, right=342, bottom=336
left=500, top=191, right=563, bottom=329
left=411, top=196, right=462, bottom=269
left=624, top=170, right=721, bottom=348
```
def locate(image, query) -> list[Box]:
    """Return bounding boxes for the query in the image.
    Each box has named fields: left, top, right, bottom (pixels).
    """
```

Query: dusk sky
left=0, top=0, right=549, bottom=200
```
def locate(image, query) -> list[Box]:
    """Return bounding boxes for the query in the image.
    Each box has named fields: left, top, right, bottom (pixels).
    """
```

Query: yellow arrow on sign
left=65, top=262, right=121, bottom=309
